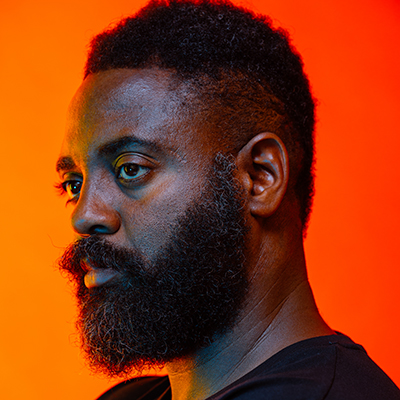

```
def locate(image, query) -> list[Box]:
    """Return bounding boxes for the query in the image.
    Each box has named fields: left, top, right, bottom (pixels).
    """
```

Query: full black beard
left=58, top=154, right=249, bottom=377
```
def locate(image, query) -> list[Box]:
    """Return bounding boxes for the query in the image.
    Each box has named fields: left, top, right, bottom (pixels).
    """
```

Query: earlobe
left=237, top=132, right=289, bottom=218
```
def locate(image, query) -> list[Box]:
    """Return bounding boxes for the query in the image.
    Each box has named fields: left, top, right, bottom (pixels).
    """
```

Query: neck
left=165, top=237, right=334, bottom=400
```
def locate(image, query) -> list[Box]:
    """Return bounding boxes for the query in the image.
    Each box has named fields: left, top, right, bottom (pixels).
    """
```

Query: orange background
left=1, top=0, right=399, bottom=398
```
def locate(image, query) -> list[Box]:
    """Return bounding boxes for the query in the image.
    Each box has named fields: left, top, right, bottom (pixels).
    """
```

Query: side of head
left=84, top=0, right=316, bottom=232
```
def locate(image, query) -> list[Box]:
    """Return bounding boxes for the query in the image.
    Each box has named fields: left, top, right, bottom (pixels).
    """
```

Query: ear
left=236, top=132, right=289, bottom=218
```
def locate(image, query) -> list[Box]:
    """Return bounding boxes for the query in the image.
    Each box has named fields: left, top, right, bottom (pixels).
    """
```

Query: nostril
left=88, top=225, right=113, bottom=235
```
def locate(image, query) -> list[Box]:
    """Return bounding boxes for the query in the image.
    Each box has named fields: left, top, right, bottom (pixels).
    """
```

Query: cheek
left=125, top=202, right=182, bottom=260
left=121, top=173, right=203, bottom=261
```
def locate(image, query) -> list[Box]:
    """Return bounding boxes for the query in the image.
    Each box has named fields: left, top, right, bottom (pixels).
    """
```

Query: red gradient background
left=0, top=0, right=399, bottom=399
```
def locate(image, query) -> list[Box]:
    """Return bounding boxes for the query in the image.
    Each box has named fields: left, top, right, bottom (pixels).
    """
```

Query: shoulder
left=207, top=333, right=400, bottom=400
left=326, top=333, right=400, bottom=399
left=97, top=375, right=170, bottom=400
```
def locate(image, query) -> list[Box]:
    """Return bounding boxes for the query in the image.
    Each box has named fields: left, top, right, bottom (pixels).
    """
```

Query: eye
left=117, top=163, right=149, bottom=181
left=55, top=177, right=82, bottom=202
left=63, top=180, right=82, bottom=199
left=114, top=152, right=155, bottom=185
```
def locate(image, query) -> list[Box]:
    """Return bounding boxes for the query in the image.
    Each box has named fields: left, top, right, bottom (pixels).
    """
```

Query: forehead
left=60, top=68, right=212, bottom=168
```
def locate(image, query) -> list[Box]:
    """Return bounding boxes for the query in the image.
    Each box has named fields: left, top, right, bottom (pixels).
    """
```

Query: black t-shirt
left=98, top=333, right=400, bottom=399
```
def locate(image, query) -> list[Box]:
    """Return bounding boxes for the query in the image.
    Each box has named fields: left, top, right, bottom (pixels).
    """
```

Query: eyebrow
left=56, top=156, right=76, bottom=173
left=98, top=136, right=163, bottom=157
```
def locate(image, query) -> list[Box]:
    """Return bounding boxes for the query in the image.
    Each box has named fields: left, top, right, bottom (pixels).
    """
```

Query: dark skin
left=57, top=68, right=334, bottom=400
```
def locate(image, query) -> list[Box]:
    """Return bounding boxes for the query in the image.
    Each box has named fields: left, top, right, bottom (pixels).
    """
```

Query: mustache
left=58, top=236, right=146, bottom=279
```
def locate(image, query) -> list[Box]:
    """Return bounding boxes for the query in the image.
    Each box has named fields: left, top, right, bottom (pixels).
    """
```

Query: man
left=56, top=0, right=400, bottom=399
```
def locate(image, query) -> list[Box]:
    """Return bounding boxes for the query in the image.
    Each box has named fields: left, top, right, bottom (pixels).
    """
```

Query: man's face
left=57, top=68, right=249, bottom=377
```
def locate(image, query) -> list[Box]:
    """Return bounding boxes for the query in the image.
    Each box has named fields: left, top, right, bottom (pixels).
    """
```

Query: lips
left=82, top=261, right=121, bottom=289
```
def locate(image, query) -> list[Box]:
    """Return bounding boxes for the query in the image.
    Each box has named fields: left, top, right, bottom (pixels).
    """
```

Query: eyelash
left=54, top=181, right=66, bottom=196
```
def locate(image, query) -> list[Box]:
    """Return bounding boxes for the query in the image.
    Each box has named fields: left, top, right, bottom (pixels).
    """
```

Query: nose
left=71, top=181, right=121, bottom=236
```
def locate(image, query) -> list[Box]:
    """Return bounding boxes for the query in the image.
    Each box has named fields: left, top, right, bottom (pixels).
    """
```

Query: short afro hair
left=85, top=0, right=316, bottom=231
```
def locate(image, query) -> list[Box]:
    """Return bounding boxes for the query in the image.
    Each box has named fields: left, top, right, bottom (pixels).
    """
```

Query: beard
left=58, top=153, right=249, bottom=378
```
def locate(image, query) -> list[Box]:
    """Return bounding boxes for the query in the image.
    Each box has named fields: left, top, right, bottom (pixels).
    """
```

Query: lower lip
left=84, top=269, right=121, bottom=289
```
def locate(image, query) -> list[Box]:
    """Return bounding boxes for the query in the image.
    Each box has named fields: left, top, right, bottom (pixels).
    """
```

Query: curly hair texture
left=85, top=0, right=316, bottom=230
